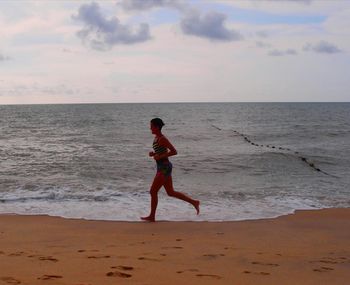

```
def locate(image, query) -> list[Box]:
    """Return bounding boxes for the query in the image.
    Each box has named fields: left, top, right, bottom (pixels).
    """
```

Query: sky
left=0, top=0, right=349, bottom=104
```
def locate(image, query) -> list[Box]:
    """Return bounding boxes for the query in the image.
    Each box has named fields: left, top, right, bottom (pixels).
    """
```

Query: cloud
left=62, top=48, right=74, bottom=53
left=0, top=54, right=11, bottom=61
left=256, top=31, right=269, bottom=38
left=73, top=2, right=151, bottom=50
left=120, top=0, right=184, bottom=11
left=180, top=10, right=243, bottom=42
left=271, top=0, right=312, bottom=3
left=0, top=83, right=80, bottom=97
left=225, top=0, right=328, bottom=15
left=303, top=41, right=342, bottom=54
left=256, top=41, right=271, bottom=48
left=268, top=49, right=297, bottom=56
left=282, top=0, right=312, bottom=3
left=120, top=1, right=243, bottom=42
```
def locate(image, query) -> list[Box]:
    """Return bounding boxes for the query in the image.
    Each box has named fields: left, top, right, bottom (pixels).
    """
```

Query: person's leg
left=141, top=173, right=166, bottom=222
left=164, top=176, right=200, bottom=215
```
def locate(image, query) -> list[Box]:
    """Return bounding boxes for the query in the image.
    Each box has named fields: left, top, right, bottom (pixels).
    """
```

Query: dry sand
left=0, top=208, right=349, bottom=285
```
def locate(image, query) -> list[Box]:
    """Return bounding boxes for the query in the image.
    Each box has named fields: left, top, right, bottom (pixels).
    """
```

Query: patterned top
left=153, top=136, right=167, bottom=155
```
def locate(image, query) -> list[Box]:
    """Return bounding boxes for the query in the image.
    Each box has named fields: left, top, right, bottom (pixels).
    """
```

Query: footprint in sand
left=251, top=261, right=279, bottom=267
left=0, top=277, right=21, bottom=284
left=313, top=267, right=334, bottom=273
left=138, top=257, right=160, bottom=262
left=107, top=265, right=134, bottom=278
left=110, top=266, right=134, bottom=271
left=196, top=274, right=222, bottom=279
left=259, top=272, right=270, bottom=276
left=78, top=249, right=100, bottom=253
left=318, top=260, right=338, bottom=264
left=203, top=254, right=225, bottom=259
left=310, top=256, right=349, bottom=265
left=106, top=271, right=132, bottom=278
left=37, top=275, right=63, bottom=280
left=243, top=271, right=270, bottom=276
left=8, top=252, right=25, bottom=257
left=87, top=255, right=111, bottom=259
left=177, top=269, right=199, bottom=274
left=38, top=256, right=59, bottom=262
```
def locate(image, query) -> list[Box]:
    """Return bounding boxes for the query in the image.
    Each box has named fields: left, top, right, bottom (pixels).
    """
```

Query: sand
left=0, top=208, right=349, bottom=285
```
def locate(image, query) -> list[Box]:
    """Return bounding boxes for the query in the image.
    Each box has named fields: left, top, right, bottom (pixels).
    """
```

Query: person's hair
left=151, top=118, right=165, bottom=130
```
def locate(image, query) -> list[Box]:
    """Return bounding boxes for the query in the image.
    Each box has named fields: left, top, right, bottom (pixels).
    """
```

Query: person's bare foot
left=194, top=200, right=200, bottom=215
left=141, top=216, right=155, bottom=222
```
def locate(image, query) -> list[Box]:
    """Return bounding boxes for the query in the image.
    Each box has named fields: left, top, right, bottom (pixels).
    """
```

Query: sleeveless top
left=153, top=136, right=167, bottom=155
left=153, top=136, right=169, bottom=164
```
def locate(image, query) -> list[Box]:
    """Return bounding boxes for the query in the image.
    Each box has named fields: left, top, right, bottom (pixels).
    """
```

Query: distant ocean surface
left=0, top=103, right=349, bottom=221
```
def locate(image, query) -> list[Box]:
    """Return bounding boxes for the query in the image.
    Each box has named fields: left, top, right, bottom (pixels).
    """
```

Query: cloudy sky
left=0, top=0, right=349, bottom=104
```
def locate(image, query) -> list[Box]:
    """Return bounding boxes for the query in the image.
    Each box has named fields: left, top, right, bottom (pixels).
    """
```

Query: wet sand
left=0, top=208, right=349, bottom=285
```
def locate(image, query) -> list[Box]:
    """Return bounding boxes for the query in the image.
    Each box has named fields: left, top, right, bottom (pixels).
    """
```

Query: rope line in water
left=211, top=125, right=337, bottom=177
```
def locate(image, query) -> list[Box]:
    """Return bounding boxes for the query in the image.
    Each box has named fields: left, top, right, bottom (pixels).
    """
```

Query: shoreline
left=0, top=207, right=342, bottom=223
left=0, top=208, right=349, bottom=285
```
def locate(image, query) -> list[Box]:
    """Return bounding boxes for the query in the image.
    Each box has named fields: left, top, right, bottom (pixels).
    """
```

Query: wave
left=0, top=190, right=127, bottom=204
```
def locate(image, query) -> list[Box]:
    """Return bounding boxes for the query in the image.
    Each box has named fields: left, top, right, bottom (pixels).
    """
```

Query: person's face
left=150, top=123, right=159, bottom=134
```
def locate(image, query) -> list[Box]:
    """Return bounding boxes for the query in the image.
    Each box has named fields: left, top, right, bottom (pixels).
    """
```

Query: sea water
left=0, top=103, right=349, bottom=221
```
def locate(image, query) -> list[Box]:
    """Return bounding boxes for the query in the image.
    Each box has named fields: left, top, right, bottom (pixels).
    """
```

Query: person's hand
left=149, top=151, right=155, bottom=157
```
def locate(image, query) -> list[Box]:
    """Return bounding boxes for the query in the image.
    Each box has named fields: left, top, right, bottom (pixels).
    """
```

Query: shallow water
left=0, top=103, right=349, bottom=221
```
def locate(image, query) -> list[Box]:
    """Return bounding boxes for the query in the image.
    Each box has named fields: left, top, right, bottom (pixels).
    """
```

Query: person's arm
left=153, top=136, right=177, bottom=160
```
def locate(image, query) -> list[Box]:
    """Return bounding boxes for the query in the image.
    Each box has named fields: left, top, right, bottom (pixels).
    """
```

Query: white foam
left=0, top=193, right=333, bottom=222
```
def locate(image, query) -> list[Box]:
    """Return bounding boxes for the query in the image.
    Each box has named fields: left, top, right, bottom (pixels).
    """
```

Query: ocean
left=0, top=103, right=349, bottom=221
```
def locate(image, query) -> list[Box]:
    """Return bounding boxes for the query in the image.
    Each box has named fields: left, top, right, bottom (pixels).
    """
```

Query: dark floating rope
left=212, top=125, right=337, bottom=177
left=211, top=125, right=222, bottom=131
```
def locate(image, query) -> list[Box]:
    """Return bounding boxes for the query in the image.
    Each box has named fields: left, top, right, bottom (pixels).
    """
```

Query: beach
left=0, top=208, right=349, bottom=285
left=1, top=0, right=350, bottom=283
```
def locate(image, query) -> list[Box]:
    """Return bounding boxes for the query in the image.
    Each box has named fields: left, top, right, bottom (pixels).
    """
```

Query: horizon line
left=1, top=101, right=350, bottom=106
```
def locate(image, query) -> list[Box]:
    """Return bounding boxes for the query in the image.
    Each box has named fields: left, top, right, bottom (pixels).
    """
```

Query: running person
left=141, top=118, right=200, bottom=222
